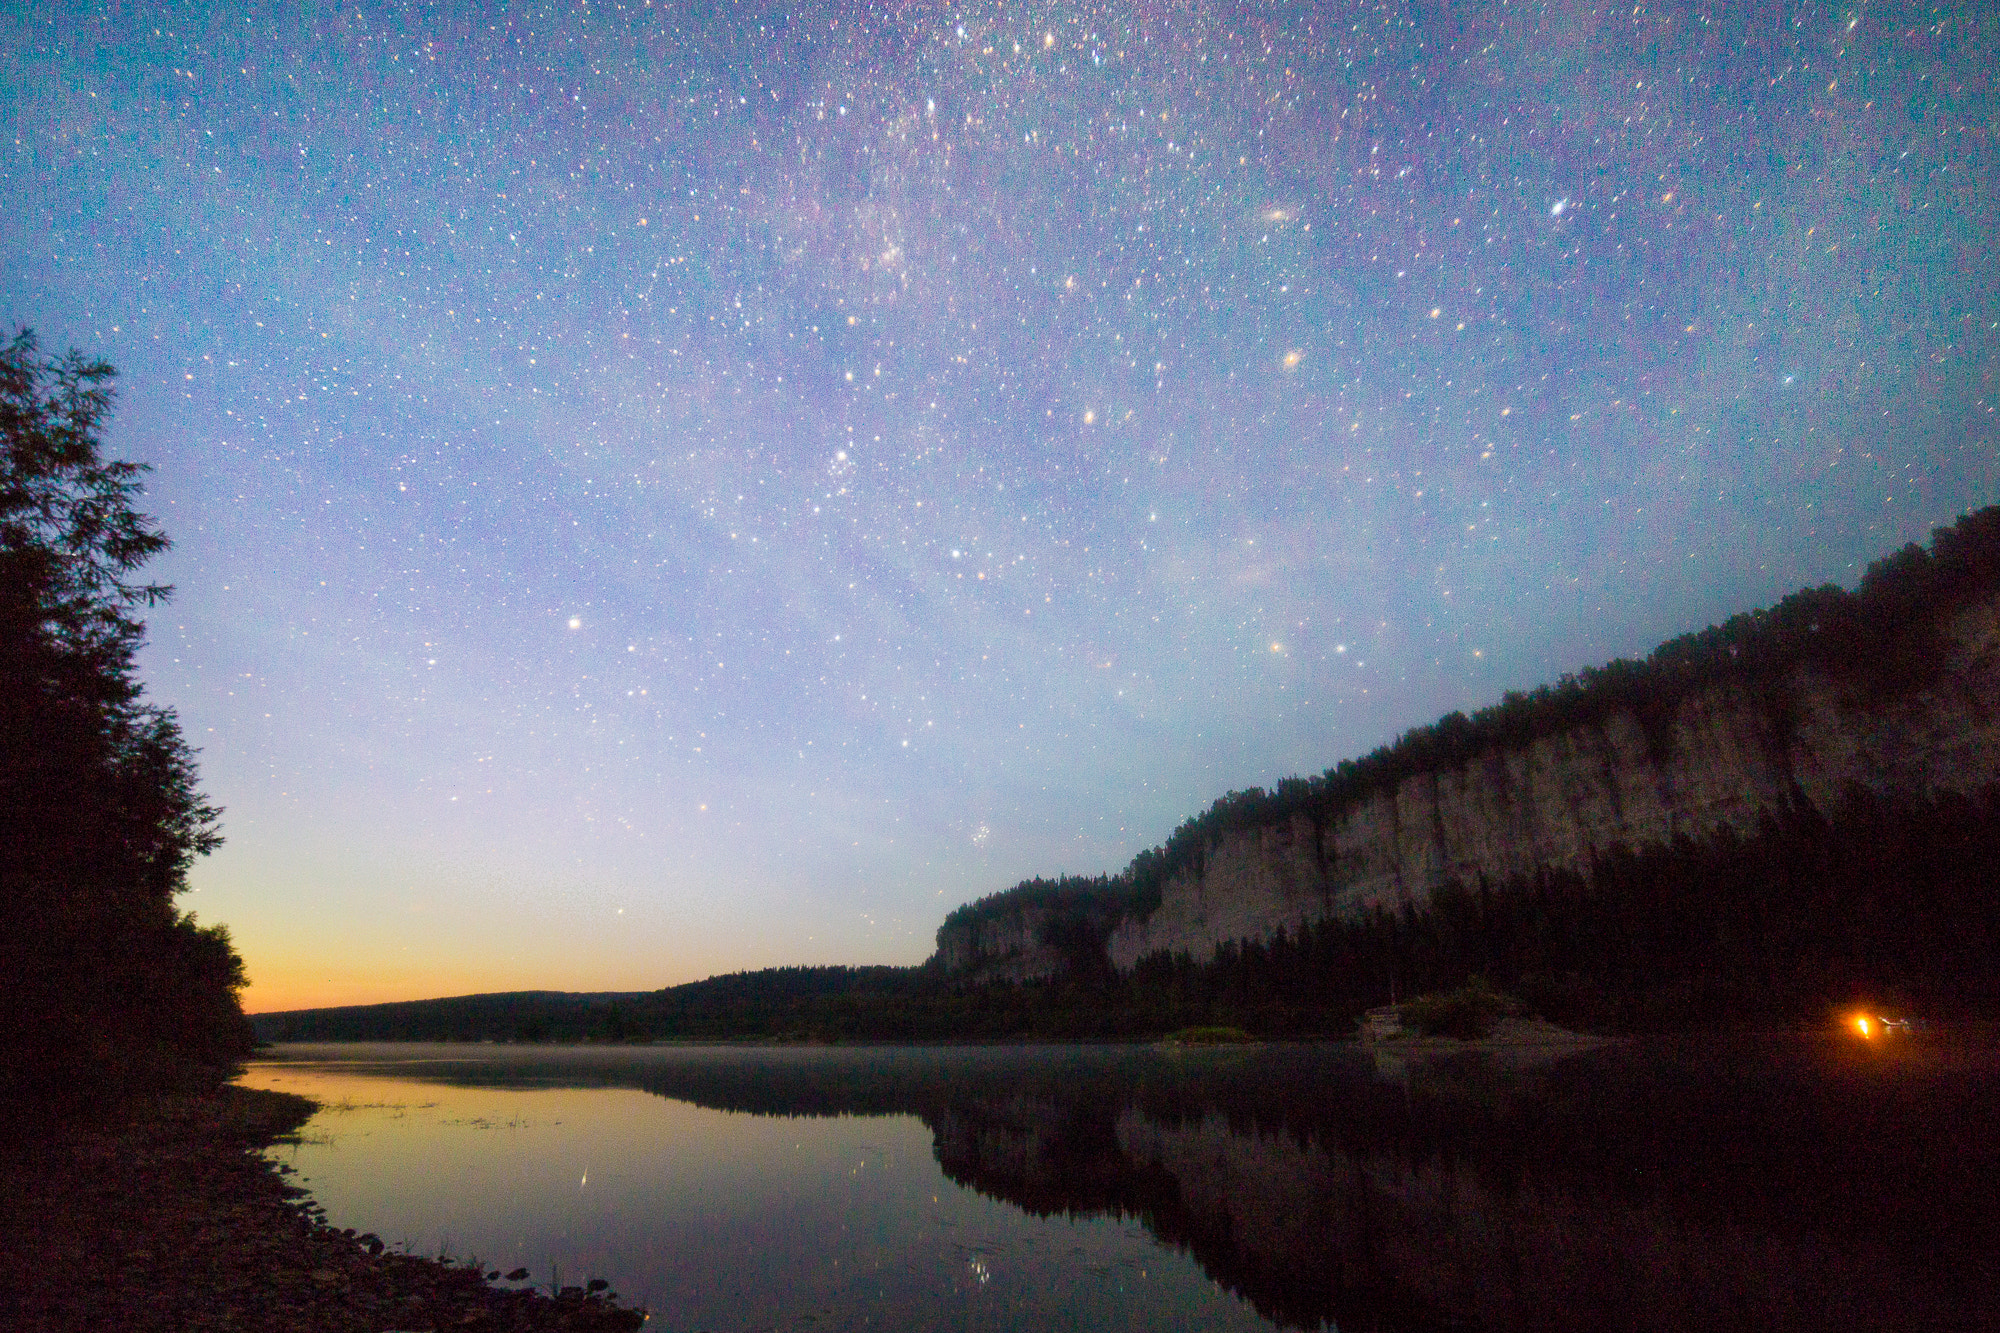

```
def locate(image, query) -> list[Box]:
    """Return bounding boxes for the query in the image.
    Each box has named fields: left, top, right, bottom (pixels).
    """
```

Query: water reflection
left=243, top=1054, right=1272, bottom=1332
left=244, top=1038, right=1999, bottom=1332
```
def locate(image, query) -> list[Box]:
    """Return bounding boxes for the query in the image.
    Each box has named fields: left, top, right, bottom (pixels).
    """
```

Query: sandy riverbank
left=0, top=1083, right=645, bottom=1331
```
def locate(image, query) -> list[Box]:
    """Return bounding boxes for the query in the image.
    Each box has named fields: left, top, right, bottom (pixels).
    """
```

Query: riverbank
left=0, top=1083, right=645, bottom=1331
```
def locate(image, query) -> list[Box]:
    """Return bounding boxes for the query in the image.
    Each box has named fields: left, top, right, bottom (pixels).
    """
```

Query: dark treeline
left=951, top=504, right=2000, bottom=935
left=255, top=991, right=656, bottom=1044
left=939, top=873, right=1126, bottom=936
left=1125, top=783, right=2000, bottom=1035
left=1, top=333, right=252, bottom=1111
left=942, top=783, right=2000, bottom=1037
left=259, top=966, right=1030, bottom=1043
left=262, top=781, right=2000, bottom=1043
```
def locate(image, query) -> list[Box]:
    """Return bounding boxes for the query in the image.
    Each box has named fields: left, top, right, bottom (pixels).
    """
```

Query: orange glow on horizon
left=242, top=960, right=665, bottom=1015
left=231, top=924, right=920, bottom=1015
left=246, top=969, right=514, bottom=1015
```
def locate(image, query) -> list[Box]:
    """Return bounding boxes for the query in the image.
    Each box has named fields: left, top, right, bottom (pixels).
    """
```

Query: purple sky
left=4, top=0, right=1994, bottom=1008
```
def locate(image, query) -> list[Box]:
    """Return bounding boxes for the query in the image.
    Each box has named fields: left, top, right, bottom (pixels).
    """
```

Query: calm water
left=239, top=1037, right=2000, bottom=1332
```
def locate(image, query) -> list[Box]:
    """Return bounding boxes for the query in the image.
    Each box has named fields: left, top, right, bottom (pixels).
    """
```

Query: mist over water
left=243, top=1038, right=2000, bottom=1332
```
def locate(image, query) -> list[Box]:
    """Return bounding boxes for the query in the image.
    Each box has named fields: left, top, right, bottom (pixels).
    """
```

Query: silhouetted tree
left=0, top=329, right=249, bottom=1111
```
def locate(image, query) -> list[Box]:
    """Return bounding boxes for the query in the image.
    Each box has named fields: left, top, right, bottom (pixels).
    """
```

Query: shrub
left=1400, top=979, right=1523, bottom=1039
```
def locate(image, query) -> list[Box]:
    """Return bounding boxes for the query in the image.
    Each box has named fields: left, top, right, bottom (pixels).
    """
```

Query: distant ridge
left=251, top=990, right=652, bottom=1042
left=250, top=967, right=921, bottom=1043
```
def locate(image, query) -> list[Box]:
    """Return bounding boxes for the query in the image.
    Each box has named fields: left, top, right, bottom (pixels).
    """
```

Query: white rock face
left=1100, top=594, right=2000, bottom=971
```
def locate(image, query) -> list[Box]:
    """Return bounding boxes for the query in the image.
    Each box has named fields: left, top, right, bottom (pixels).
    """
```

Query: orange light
left=1856, top=1016, right=1872, bottom=1037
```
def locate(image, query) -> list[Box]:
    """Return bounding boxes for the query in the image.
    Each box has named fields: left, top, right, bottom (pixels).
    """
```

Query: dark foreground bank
left=0, top=1084, right=645, bottom=1332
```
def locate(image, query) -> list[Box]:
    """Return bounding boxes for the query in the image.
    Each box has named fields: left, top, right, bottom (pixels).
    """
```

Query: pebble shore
left=0, top=1084, right=647, bottom=1331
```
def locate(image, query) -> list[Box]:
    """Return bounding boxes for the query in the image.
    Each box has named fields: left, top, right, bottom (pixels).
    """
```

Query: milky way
left=5, top=2, right=1994, bottom=1007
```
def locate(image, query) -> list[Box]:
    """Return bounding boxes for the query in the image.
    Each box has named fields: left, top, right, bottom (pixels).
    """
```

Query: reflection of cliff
left=1109, top=1110, right=1946, bottom=1333
left=937, top=1086, right=1808, bottom=1331
left=930, top=1093, right=1177, bottom=1221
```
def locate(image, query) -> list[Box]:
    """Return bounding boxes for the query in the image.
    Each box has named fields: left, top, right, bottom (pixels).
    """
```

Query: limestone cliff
left=1100, top=592, right=2000, bottom=969
left=931, top=873, right=1132, bottom=984
left=929, top=902, right=1074, bottom=982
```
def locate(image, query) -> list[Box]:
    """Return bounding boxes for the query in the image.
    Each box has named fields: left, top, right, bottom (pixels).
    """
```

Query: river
left=239, top=1035, right=1999, bottom=1331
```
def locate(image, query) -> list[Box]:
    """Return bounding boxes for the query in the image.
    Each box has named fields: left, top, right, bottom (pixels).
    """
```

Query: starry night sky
left=5, top=2, right=1995, bottom=1010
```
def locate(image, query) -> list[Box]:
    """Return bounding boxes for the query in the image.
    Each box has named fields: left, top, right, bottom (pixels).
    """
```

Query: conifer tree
left=0, top=329, right=249, bottom=1108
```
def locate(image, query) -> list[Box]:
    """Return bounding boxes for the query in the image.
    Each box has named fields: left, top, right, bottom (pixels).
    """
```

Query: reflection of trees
left=330, top=1041, right=1999, bottom=1331
left=929, top=1051, right=1990, bottom=1331
left=1109, top=1109, right=1906, bottom=1333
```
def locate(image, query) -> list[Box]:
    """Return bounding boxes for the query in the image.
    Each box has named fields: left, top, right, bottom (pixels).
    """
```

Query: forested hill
left=251, top=991, right=652, bottom=1043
